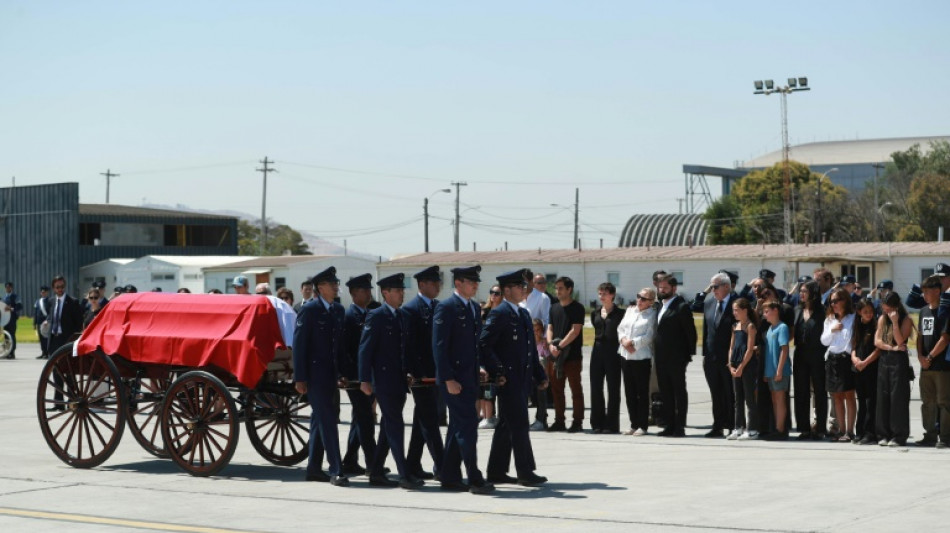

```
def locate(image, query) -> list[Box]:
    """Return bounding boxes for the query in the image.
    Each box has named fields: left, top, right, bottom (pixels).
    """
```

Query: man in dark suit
left=691, top=272, right=737, bottom=438
left=482, top=269, right=549, bottom=487
left=339, top=273, right=380, bottom=476
left=293, top=267, right=349, bottom=487
left=293, top=278, right=314, bottom=314
left=33, top=285, right=50, bottom=359
left=433, top=265, right=494, bottom=495
left=44, top=276, right=84, bottom=410
left=654, top=274, right=697, bottom=437
left=358, top=273, right=424, bottom=490
left=403, top=265, right=445, bottom=481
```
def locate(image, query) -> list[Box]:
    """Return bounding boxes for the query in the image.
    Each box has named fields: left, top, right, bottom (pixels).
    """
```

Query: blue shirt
left=765, top=322, right=791, bottom=378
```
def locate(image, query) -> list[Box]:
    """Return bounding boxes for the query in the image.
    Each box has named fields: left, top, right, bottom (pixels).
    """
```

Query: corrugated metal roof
left=742, top=136, right=950, bottom=168
left=619, top=214, right=707, bottom=247
left=205, top=255, right=330, bottom=270
left=383, top=242, right=950, bottom=266
left=79, top=204, right=236, bottom=220
left=132, top=255, right=250, bottom=267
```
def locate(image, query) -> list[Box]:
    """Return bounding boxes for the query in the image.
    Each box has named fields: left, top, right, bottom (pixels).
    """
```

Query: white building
left=116, top=256, right=250, bottom=293
left=378, top=242, right=950, bottom=307
left=203, top=255, right=377, bottom=306
left=79, top=258, right=134, bottom=291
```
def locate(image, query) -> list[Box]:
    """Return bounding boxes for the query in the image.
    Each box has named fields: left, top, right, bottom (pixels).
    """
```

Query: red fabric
left=77, top=293, right=286, bottom=388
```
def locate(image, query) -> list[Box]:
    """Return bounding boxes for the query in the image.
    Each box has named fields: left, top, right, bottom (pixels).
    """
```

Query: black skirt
left=826, top=352, right=856, bottom=392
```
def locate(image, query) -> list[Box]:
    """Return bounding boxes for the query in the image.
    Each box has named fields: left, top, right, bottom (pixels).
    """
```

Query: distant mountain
left=142, top=203, right=379, bottom=261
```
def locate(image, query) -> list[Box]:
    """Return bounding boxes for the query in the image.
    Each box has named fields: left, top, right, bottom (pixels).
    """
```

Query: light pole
left=551, top=187, right=580, bottom=250
left=877, top=201, right=894, bottom=241
left=424, top=188, right=451, bottom=252
left=815, top=167, right=838, bottom=241
left=753, top=77, right=811, bottom=245
left=871, top=162, right=886, bottom=240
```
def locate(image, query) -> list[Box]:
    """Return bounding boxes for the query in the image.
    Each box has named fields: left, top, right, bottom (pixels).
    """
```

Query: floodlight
left=765, top=80, right=774, bottom=90
left=788, top=78, right=797, bottom=88
left=798, top=77, right=808, bottom=87
left=754, top=80, right=764, bottom=90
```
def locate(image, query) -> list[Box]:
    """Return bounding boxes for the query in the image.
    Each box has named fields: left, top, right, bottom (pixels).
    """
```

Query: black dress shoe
left=305, top=471, right=331, bottom=482
left=547, top=421, right=566, bottom=432
left=330, top=475, right=349, bottom=487
left=399, top=476, right=425, bottom=490
left=469, top=480, right=495, bottom=495
left=486, top=473, right=518, bottom=484
left=657, top=428, right=674, bottom=437
left=517, top=473, right=547, bottom=487
left=704, top=428, right=724, bottom=438
left=410, top=470, right=434, bottom=480
left=341, top=464, right=366, bottom=475
left=440, top=481, right=470, bottom=492
left=369, top=475, right=399, bottom=487
left=796, top=431, right=813, bottom=440
left=37, top=355, right=48, bottom=359
left=567, top=422, right=583, bottom=433
left=672, top=429, right=686, bottom=438
left=5, top=354, right=14, bottom=360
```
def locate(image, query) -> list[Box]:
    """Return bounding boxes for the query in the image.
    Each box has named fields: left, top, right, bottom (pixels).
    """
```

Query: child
left=531, top=318, right=552, bottom=430
left=727, top=298, right=759, bottom=440
left=851, top=299, right=880, bottom=445
left=762, top=301, right=791, bottom=440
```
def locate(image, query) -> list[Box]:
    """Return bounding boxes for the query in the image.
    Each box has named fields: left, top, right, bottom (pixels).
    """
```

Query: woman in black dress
left=589, top=282, right=625, bottom=434
left=792, top=281, right=827, bottom=439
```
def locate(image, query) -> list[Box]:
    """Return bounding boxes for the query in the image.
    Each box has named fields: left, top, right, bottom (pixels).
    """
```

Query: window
left=856, top=266, right=871, bottom=289
left=151, top=273, right=175, bottom=281
left=922, top=268, right=935, bottom=279
left=275, top=277, right=286, bottom=289
left=670, top=270, right=685, bottom=285
left=606, top=272, right=620, bottom=287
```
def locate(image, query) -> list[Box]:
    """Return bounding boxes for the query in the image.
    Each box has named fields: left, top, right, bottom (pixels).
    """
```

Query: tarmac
left=1, top=341, right=947, bottom=533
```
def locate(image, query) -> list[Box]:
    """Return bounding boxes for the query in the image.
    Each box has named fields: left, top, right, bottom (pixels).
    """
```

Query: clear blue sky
left=2, top=1, right=948, bottom=258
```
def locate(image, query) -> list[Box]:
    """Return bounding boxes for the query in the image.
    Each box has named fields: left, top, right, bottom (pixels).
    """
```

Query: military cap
left=840, top=275, right=856, bottom=285
left=797, top=275, right=813, bottom=283
left=232, top=275, right=249, bottom=287
left=93, top=280, right=106, bottom=289
left=40, top=285, right=50, bottom=291
left=124, top=284, right=138, bottom=293
left=496, top=268, right=530, bottom=287
left=414, top=266, right=442, bottom=282
left=718, top=269, right=739, bottom=286
left=936, top=263, right=950, bottom=277
left=152, top=287, right=163, bottom=292
left=346, top=273, right=373, bottom=289
left=451, top=265, right=481, bottom=282
left=877, top=279, right=894, bottom=290
left=759, top=269, right=776, bottom=280
left=377, top=273, right=405, bottom=289
left=4, top=281, right=12, bottom=288
left=312, top=266, right=339, bottom=284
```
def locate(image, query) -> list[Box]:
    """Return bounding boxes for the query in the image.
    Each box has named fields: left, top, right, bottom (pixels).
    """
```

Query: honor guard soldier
left=481, top=269, right=549, bottom=486
left=293, top=266, right=349, bottom=486
left=403, top=265, right=446, bottom=481
left=432, top=265, right=495, bottom=495
left=339, top=273, right=382, bottom=476
left=3, top=282, right=22, bottom=359
left=358, top=273, right=424, bottom=490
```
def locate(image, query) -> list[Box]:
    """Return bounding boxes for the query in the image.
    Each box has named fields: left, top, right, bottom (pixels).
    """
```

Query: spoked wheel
left=245, top=388, right=311, bottom=466
left=36, top=344, right=127, bottom=468
left=0, top=330, right=12, bottom=358
left=161, top=371, right=238, bottom=476
left=126, top=370, right=176, bottom=457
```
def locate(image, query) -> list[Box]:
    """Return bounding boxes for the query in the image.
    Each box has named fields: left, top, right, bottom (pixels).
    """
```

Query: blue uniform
left=33, top=295, right=50, bottom=356
left=481, top=302, right=546, bottom=478
left=293, top=297, right=345, bottom=477
left=340, top=303, right=381, bottom=471
left=432, top=293, right=485, bottom=485
left=402, top=294, right=445, bottom=477
left=358, top=305, right=410, bottom=477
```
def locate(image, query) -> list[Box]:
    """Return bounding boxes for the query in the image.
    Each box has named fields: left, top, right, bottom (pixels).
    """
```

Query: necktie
left=714, top=300, right=723, bottom=325
left=53, top=298, right=62, bottom=335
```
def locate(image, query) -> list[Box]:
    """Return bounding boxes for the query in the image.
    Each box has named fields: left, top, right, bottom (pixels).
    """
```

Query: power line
left=120, top=161, right=256, bottom=176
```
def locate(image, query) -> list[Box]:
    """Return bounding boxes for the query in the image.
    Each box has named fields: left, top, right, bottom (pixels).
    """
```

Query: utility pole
left=872, top=162, right=885, bottom=241
left=451, top=181, right=467, bottom=252
left=424, top=197, right=430, bottom=253
left=256, top=157, right=276, bottom=256
left=101, top=169, right=120, bottom=204
left=573, top=187, right=580, bottom=250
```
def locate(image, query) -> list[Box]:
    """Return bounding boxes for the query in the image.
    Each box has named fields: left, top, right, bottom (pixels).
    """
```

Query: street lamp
left=815, top=167, right=838, bottom=241
left=753, top=77, right=811, bottom=245
left=551, top=187, right=580, bottom=250
left=424, top=188, right=451, bottom=252
left=877, top=201, right=894, bottom=241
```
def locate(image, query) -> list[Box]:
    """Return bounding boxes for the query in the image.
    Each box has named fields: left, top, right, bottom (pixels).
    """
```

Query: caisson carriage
left=36, top=293, right=309, bottom=476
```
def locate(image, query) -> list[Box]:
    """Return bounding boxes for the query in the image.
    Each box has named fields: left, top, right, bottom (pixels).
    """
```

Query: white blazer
left=616, top=306, right=657, bottom=361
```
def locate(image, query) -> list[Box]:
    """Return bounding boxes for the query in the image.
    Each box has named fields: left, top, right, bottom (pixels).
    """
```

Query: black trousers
left=486, top=385, right=536, bottom=478
left=3, top=321, right=16, bottom=356
left=704, top=355, right=734, bottom=431
left=406, top=386, right=444, bottom=476
left=793, top=348, right=827, bottom=433
left=589, top=347, right=622, bottom=432
left=876, top=352, right=910, bottom=443
left=733, top=357, right=759, bottom=432
left=656, top=355, right=689, bottom=432
left=855, top=360, right=879, bottom=438
left=342, top=388, right=380, bottom=469
left=622, top=359, right=651, bottom=431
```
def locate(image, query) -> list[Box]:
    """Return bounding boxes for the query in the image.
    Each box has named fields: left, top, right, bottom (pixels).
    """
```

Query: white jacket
left=616, top=306, right=657, bottom=361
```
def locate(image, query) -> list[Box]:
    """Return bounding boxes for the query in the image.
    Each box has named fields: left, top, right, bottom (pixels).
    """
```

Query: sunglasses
left=637, top=295, right=654, bottom=301
left=830, top=299, right=842, bottom=303
left=87, top=296, right=98, bottom=301
left=490, top=290, right=502, bottom=296
left=53, top=285, right=65, bottom=290
left=711, top=284, right=723, bottom=289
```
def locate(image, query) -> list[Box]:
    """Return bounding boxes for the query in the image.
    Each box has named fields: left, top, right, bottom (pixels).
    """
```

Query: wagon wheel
left=0, top=330, right=12, bottom=358
left=36, top=344, right=127, bottom=468
left=161, top=371, right=239, bottom=477
left=126, top=370, right=176, bottom=457
left=245, top=389, right=311, bottom=466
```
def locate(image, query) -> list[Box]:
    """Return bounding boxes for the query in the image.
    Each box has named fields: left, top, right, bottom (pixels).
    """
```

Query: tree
left=881, top=140, right=950, bottom=241
left=703, top=195, right=746, bottom=245
left=238, top=219, right=312, bottom=256
left=904, top=172, right=950, bottom=240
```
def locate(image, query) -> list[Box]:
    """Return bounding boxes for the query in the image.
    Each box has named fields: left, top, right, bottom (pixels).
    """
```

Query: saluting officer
left=293, top=266, right=349, bottom=487
left=358, top=273, right=424, bottom=490
left=339, top=273, right=382, bottom=476
left=433, top=265, right=495, bottom=495
left=482, top=269, right=549, bottom=486
left=403, top=265, right=445, bottom=481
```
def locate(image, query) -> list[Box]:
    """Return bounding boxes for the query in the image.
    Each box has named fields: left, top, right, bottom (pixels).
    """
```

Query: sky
left=2, top=1, right=949, bottom=259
